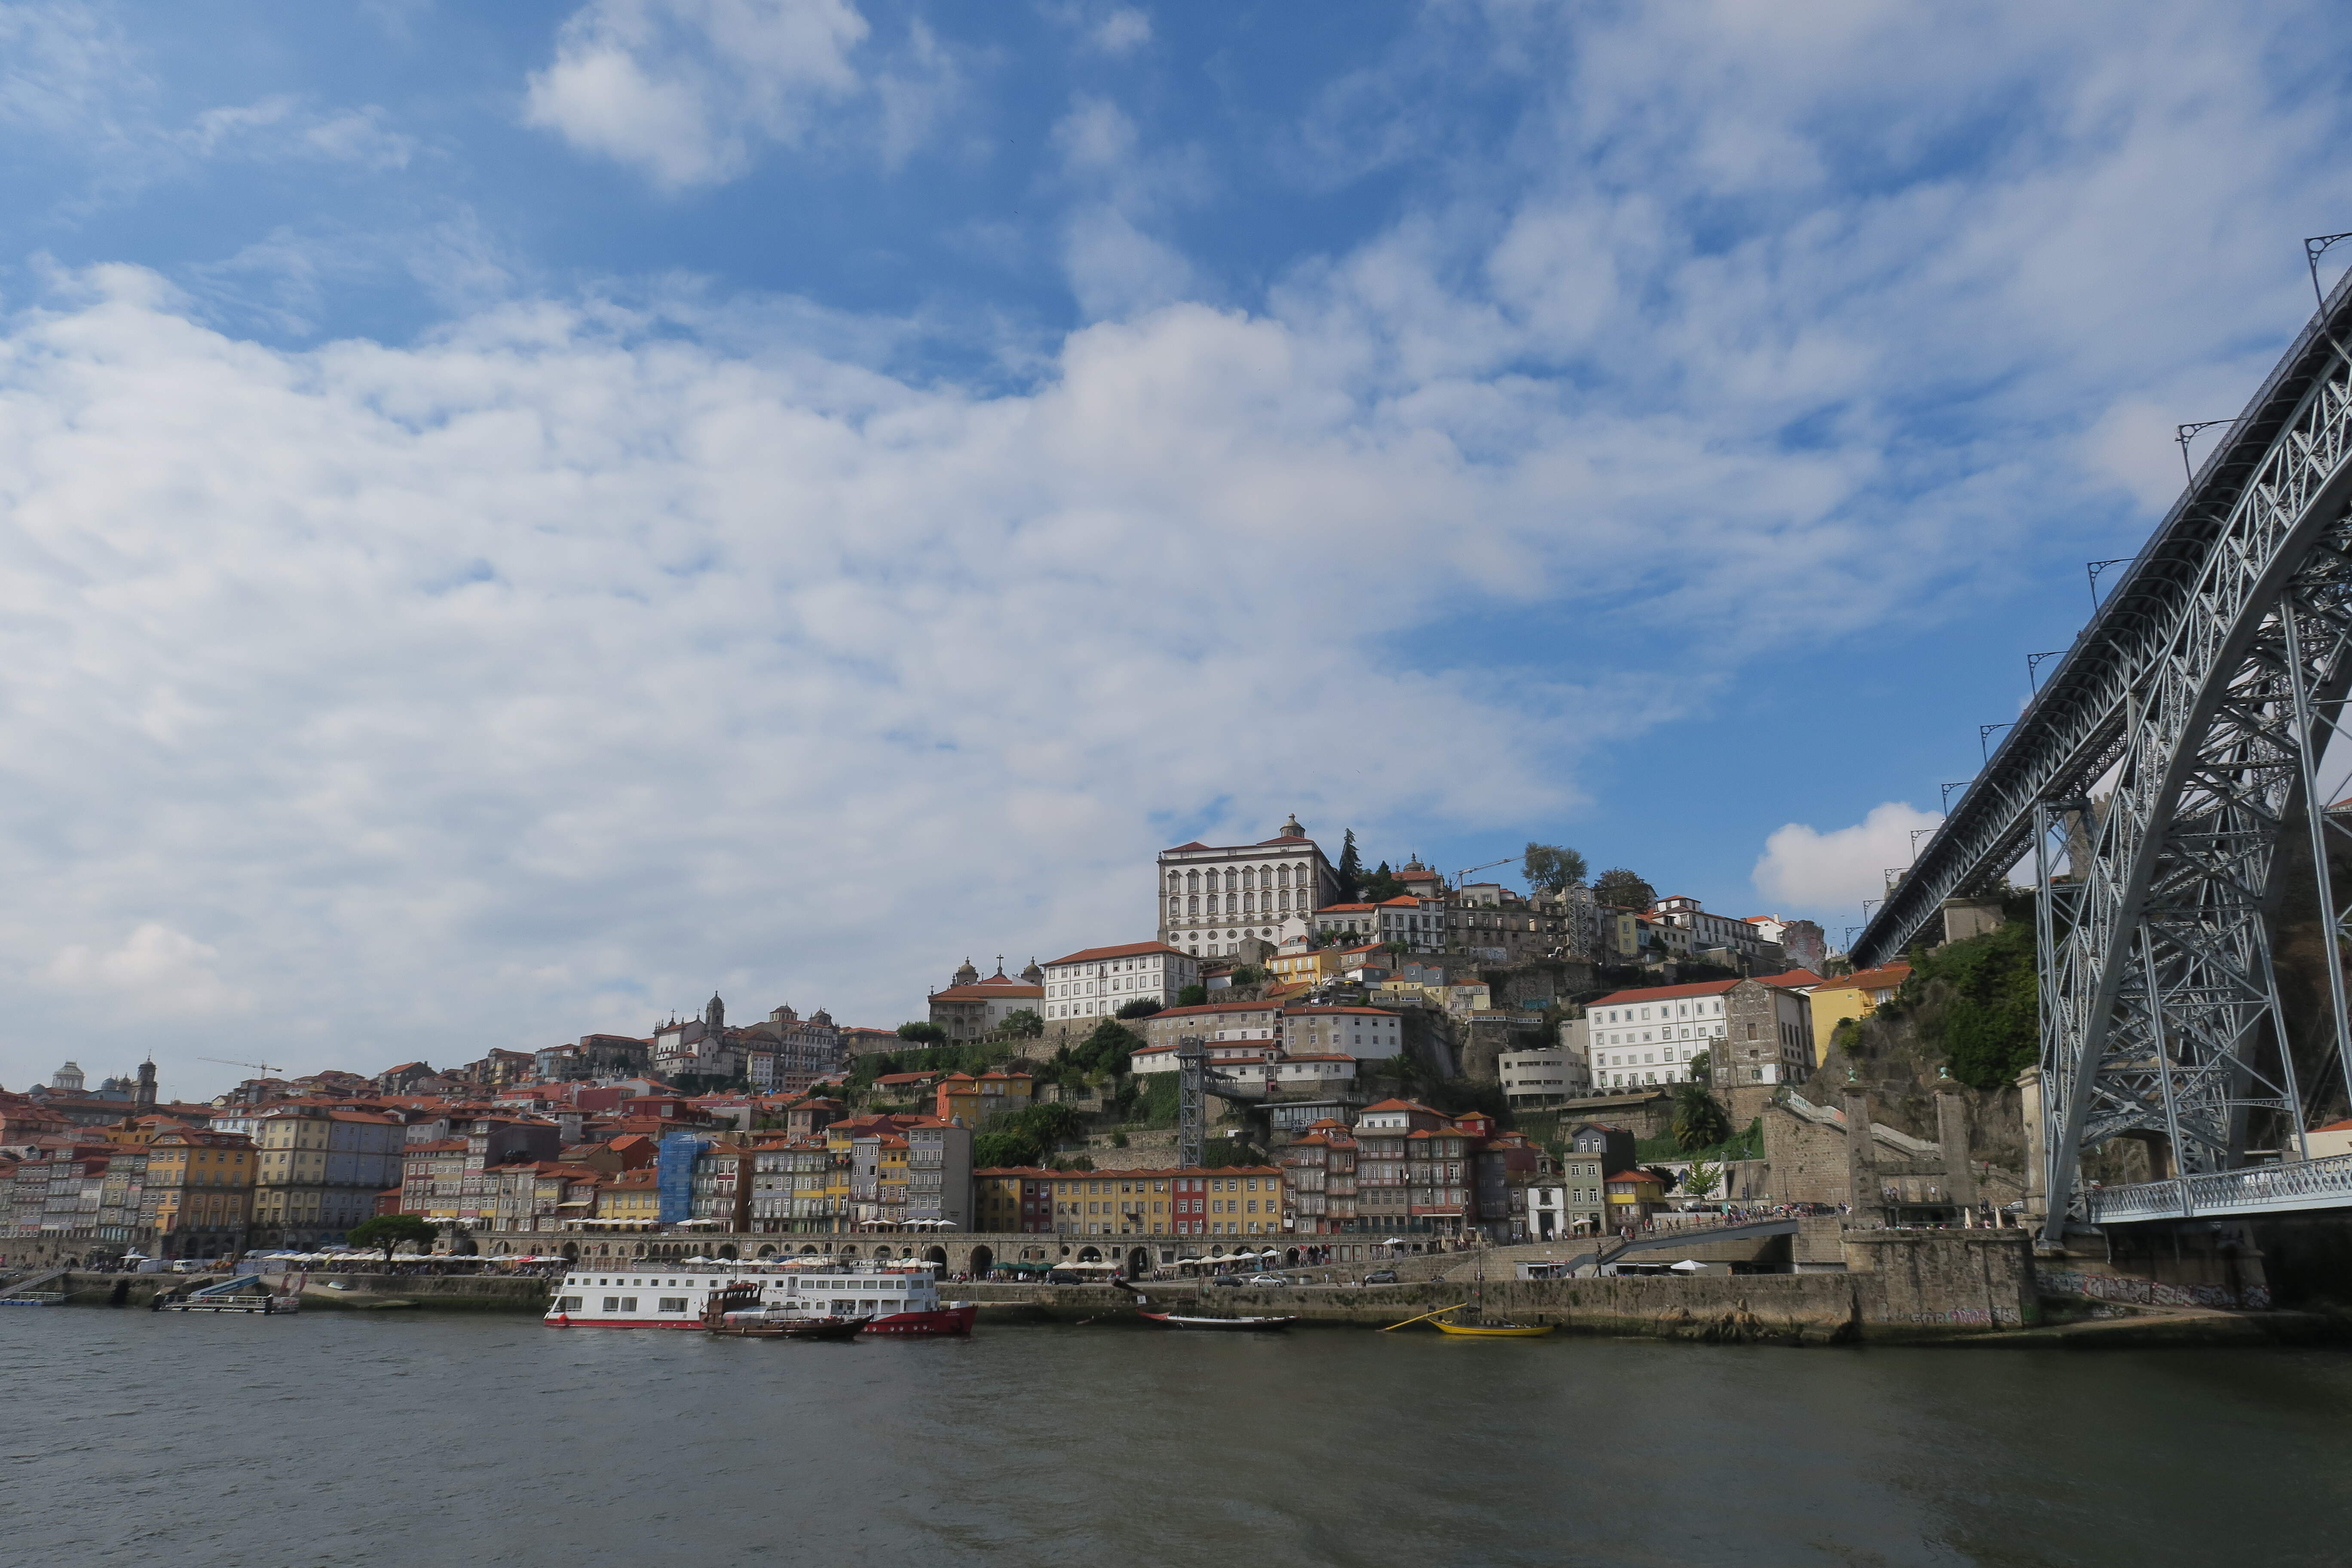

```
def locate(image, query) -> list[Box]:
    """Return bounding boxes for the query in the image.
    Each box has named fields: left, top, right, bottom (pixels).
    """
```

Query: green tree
left=1228, top=966, right=1264, bottom=987
left=1360, top=861, right=1405, bottom=902
left=347, top=1214, right=438, bottom=1262
left=1682, top=1159, right=1723, bottom=1200
left=1593, top=868, right=1657, bottom=911
left=1671, top=1080, right=1732, bottom=1151
left=1336, top=829, right=1364, bottom=901
left=973, top=1130, right=1034, bottom=1168
left=1523, top=842, right=1589, bottom=896
left=1115, top=997, right=1164, bottom=1021
left=897, top=1020, right=946, bottom=1045
left=1904, top=914, right=2040, bottom=1089
left=1177, top=984, right=1207, bottom=1007
left=1001, top=1009, right=1045, bottom=1039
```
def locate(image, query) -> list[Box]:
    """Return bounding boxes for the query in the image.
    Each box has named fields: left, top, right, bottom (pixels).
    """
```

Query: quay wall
left=43, top=1232, right=2040, bottom=1340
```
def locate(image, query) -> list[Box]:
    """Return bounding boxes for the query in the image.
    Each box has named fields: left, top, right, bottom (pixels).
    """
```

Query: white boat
left=545, top=1261, right=974, bottom=1333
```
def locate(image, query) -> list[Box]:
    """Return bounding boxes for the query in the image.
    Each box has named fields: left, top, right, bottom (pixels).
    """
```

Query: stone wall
left=1840, top=1228, right=2034, bottom=1328
left=1761, top=1099, right=1853, bottom=1204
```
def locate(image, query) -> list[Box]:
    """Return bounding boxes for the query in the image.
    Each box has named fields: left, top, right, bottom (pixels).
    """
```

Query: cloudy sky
left=2, top=0, right=2349, bottom=1099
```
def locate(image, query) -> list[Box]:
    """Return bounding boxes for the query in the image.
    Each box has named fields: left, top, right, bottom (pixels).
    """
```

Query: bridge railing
left=2086, top=1153, right=2352, bottom=1222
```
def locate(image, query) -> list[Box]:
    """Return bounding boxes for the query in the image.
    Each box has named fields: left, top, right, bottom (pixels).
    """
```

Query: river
left=4, top=1310, right=2349, bottom=1566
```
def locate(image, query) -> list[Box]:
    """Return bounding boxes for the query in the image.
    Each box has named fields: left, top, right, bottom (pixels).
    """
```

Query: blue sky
left=3, top=0, right=2351, bottom=1097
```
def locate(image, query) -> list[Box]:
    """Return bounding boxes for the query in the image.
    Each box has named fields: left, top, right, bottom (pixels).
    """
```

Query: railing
left=2086, top=1154, right=2352, bottom=1221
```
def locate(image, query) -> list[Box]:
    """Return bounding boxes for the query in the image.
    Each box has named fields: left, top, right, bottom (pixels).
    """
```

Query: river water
left=4, top=1310, right=2349, bottom=1566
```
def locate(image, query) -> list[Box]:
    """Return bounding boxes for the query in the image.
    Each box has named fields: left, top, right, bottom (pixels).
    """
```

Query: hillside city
left=0, top=815, right=1999, bottom=1269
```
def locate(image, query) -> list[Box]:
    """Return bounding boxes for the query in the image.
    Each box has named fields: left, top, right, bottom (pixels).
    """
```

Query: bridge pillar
left=1844, top=1089, right=1883, bottom=1224
left=1934, top=1085, right=1976, bottom=1210
left=2016, top=1066, right=2049, bottom=1228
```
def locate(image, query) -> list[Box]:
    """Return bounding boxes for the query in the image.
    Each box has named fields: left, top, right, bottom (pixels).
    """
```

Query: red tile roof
left=1589, top=979, right=1742, bottom=1005
left=1813, top=963, right=1912, bottom=994
left=1044, top=940, right=1192, bottom=966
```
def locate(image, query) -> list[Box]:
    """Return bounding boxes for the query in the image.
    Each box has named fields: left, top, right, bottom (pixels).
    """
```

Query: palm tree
left=1671, top=1080, right=1731, bottom=1151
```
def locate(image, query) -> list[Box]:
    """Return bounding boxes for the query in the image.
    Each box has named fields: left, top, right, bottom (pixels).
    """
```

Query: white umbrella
left=1668, top=1259, right=1706, bottom=1273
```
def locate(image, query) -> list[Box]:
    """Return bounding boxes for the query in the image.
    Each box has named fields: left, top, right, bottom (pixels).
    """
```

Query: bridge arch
left=1857, top=275, right=2352, bottom=1238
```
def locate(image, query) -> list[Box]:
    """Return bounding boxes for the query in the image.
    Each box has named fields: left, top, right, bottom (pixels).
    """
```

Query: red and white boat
left=545, top=1260, right=976, bottom=1335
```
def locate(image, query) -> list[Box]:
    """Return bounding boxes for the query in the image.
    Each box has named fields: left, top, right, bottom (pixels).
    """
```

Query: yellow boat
left=1420, top=1251, right=1554, bottom=1336
left=1434, top=1317, right=1553, bottom=1338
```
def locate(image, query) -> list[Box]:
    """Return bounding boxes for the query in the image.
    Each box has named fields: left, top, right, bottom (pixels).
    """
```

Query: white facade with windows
left=1041, top=941, right=1199, bottom=1026
left=1588, top=981, right=1736, bottom=1090
left=1157, top=813, right=1339, bottom=958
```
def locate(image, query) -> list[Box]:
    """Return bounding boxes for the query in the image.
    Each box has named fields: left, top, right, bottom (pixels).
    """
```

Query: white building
left=1652, top=895, right=1785, bottom=969
left=927, top=959, right=1046, bottom=1042
left=1314, top=894, right=1446, bottom=953
left=1158, top=812, right=1341, bottom=957
left=1281, top=1005, right=1404, bottom=1060
left=1586, top=980, right=1734, bottom=1090
left=1500, top=1042, right=1588, bottom=1108
left=1040, top=941, right=1200, bottom=1028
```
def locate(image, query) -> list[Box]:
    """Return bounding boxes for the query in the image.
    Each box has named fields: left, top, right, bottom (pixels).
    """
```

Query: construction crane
left=1452, top=856, right=1516, bottom=893
left=197, top=1056, right=286, bottom=1077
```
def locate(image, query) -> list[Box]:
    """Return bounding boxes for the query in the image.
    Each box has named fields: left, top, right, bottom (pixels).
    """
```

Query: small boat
left=1138, top=1311, right=1296, bottom=1331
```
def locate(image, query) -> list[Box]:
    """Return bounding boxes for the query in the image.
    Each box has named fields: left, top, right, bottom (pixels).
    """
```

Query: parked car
left=1246, top=1273, right=1288, bottom=1286
left=1210, top=1275, right=1245, bottom=1287
left=1360, top=1269, right=1400, bottom=1284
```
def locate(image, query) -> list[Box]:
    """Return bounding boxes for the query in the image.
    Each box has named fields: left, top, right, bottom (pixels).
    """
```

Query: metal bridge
left=1853, top=262, right=2352, bottom=1242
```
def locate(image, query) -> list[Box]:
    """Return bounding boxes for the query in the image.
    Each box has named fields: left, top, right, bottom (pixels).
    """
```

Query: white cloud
left=1092, top=7, right=1150, bottom=56
left=0, top=267, right=1665, bottom=1093
left=42, top=923, right=253, bottom=1021
left=523, top=0, right=873, bottom=187
left=1752, top=802, right=1944, bottom=915
left=186, top=96, right=417, bottom=170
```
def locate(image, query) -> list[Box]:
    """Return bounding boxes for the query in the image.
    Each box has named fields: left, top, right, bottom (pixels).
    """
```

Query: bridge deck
left=2088, top=1155, right=2352, bottom=1222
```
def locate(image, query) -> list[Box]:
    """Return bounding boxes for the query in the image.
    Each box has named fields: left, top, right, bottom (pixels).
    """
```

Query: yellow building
left=1270, top=946, right=1338, bottom=987
left=937, top=1070, right=1034, bottom=1128
left=600, top=1168, right=660, bottom=1224
left=1036, top=1166, right=1286, bottom=1239
left=143, top=1127, right=256, bottom=1259
left=1807, top=963, right=1912, bottom=1063
left=971, top=1169, right=1032, bottom=1231
left=1604, top=1168, right=1666, bottom=1226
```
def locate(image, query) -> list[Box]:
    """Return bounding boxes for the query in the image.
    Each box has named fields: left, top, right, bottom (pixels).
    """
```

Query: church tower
left=953, top=957, right=980, bottom=987
left=705, top=993, right=725, bottom=1030
left=136, top=1058, right=157, bottom=1112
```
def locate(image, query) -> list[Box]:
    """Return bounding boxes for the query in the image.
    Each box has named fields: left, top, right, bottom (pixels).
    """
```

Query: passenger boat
left=1138, top=1311, right=1296, bottom=1331
left=546, top=1260, right=977, bottom=1335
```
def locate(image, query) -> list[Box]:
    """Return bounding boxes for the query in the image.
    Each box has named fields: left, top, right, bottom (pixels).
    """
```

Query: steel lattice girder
left=1858, top=273, right=2352, bottom=972
left=2026, top=346, right=2352, bottom=1240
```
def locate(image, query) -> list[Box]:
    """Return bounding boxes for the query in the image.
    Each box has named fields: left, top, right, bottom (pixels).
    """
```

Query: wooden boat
left=1434, top=1317, right=1553, bottom=1337
left=710, top=1315, right=866, bottom=1341
left=1138, top=1311, right=1296, bottom=1331
left=1433, top=1251, right=1553, bottom=1338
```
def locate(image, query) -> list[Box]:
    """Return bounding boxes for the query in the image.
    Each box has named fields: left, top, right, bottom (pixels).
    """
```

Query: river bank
left=41, top=1262, right=2347, bottom=1348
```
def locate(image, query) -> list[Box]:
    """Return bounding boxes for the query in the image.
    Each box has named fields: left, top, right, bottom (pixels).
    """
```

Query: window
left=658, top=1297, right=688, bottom=1313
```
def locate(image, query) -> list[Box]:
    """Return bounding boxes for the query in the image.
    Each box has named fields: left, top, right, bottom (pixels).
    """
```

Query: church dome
left=953, top=957, right=980, bottom=987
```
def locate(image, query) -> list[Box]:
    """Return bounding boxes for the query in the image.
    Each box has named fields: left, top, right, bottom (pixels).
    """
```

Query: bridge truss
left=1854, top=270, right=2352, bottom=1240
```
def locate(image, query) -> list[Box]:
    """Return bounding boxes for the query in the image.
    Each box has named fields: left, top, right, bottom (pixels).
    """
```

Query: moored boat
left=1434, top=1317, right=1553, bottom=1337
left=548, top=1259, right=977, bottom=1334
left=1139, top=1311, right=1296, bottom=1331
left=1430, top=1250, right=1553, bottom=1337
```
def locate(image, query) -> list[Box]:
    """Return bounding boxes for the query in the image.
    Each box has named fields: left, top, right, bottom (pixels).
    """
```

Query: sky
left=3, top=0, right=2352, bottom=1100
